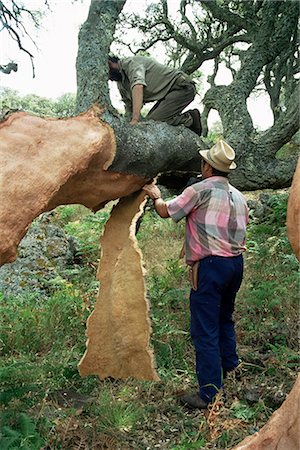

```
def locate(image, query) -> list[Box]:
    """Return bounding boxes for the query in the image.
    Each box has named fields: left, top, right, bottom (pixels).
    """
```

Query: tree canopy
left=0, top=88, right=76, bottom=117
left=120, top=2, right=299, bottom=146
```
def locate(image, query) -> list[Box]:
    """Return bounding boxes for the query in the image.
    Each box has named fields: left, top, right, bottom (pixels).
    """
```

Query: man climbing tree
left=108, top=54, right=202, bottom=135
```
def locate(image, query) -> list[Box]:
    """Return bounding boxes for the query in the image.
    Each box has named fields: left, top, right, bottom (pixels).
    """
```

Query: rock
left=48, top=389, right=96, bottom=409
left=0, top=213, right=78, bottom=299
left=243, top=385, right=262, bottom=404
left=259, top=192, right=271, bottom=205
left=248, top=200, right=266, bottom=219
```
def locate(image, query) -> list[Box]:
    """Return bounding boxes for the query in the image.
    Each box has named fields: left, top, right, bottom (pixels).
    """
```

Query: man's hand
left=142, top=183, right=161, bottom=200
left=143, top=183, right=169, bottom=218
left=130, top=118, right=140, bottom=125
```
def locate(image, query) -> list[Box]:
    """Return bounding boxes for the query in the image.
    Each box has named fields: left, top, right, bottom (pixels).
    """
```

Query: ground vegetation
left=0, top=191, right=298, bottom=449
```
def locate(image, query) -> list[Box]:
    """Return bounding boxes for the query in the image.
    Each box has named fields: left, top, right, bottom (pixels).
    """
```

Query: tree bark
left=0, top=108, right=202, bottom=266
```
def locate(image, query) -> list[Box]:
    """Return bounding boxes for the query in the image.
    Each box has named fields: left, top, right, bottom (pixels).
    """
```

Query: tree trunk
left=76, top=0, right=126, bottom=113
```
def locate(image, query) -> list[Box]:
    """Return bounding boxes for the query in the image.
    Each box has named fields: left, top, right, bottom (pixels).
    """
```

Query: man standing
left=108, top=55, right=201, bottom=135
left=142, top=140, right=248, bottom=409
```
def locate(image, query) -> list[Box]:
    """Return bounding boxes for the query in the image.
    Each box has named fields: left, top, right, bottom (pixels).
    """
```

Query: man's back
left=118, top=56, right=184, bottom=103
left=110, top=54, right=199, bottom=132
left=167, top=176, right=248, bottom=264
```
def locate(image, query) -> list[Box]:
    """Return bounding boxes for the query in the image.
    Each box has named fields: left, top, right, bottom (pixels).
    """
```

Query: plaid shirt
left=167, top=176, right=248, bottom=265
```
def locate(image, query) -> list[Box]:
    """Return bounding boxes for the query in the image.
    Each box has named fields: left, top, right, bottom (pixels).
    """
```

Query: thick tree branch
left=104, top=114, right=202, bottom=178
left=199, top=0, right=251, bottom=30
left=201, top=104, right=210, bottom=138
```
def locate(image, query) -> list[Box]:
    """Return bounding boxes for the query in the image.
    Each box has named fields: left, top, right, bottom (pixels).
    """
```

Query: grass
left=0, top=192, right=298, bottom=449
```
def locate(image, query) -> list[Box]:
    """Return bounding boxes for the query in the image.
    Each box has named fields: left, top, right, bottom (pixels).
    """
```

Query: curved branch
left=133, top=36, right=172, bottom=55
left=181, top=30, right=250, bottom=74
left=180, top=0, right=198, bottom=40
left=203, top=84, right=255, bottom=140
left=258, top=83, right=300, bottom=154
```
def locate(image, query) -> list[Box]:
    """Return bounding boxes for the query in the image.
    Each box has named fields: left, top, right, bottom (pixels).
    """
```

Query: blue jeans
left=189, top=254, right=243, bottom=403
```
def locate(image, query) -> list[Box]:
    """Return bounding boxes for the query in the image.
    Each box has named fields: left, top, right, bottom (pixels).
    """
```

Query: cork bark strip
left=78, top=191, right=159, bottom=381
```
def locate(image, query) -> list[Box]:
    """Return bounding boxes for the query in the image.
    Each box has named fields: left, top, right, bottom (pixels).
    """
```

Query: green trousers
left=147, top=77, right=196, bottom=127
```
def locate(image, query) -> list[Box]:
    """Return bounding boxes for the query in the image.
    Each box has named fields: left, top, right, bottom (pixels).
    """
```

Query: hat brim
left=199, top=149, right=236, bottom=173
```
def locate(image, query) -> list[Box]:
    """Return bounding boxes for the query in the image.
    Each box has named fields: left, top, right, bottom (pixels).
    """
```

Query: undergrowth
left=0, top=192, right=298, bottom=449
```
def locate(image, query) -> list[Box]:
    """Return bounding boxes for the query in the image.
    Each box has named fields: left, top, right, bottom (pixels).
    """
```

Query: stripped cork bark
left=78, top=191, right=159, bottom=381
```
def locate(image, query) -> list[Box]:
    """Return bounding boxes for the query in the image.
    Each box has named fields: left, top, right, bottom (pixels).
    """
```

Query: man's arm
left=142, top=183, right=170, bottom=218
left=130, top=84, right=144, bottom=124
left=117, top=83, right=132, bottom=119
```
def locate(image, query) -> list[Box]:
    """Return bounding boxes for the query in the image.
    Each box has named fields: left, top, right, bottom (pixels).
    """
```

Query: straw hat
left=199, top=140, right=236, bottom=172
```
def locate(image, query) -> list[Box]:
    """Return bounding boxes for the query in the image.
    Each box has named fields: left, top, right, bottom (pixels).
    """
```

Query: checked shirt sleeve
left=167, top=186, right=199, bottom=222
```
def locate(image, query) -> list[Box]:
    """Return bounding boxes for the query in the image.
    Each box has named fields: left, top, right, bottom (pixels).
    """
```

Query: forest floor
left=0, top=189, right=298, bottom=449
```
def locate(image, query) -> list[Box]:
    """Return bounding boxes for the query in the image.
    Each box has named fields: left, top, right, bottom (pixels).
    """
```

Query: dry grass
left=138, top=213, right=185, bottom=274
